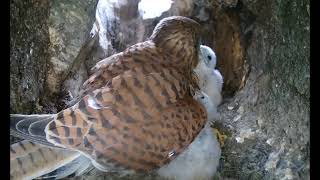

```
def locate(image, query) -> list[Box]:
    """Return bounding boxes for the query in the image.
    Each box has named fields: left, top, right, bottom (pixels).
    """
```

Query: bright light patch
left=138, top=0, right=173, bottom=19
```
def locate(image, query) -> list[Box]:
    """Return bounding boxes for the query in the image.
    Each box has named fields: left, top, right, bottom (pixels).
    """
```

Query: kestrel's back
left=11, top=16, right=206, bottom=177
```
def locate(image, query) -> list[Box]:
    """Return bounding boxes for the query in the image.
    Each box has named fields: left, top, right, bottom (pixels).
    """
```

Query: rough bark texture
left=45, top=0, right=98, bottom=112
left=10, top=0, right=98, bottom=114
left=212, top=0, right=310, bottom=179
left=10, top=0, right=309, bottom=179
left=10, top=0, right=50, bottom=114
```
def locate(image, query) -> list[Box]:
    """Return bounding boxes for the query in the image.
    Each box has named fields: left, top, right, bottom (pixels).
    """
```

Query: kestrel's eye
left=201, top=96, right=205, bottom=99
left=207, top=55, right=212, bottom=61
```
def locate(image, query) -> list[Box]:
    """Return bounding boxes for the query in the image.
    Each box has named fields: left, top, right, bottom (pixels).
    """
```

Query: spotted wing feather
left=82, top=42, right=163, bottom=95
left=46, top=68, right=206, bottom=172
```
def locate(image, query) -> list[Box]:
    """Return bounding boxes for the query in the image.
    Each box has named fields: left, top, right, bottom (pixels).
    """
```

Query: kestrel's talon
left=212, top=128, right=227, bottom=147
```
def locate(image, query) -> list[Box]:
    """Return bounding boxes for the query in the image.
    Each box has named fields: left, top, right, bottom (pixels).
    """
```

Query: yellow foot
left=212, top=128, right=227, bottom=147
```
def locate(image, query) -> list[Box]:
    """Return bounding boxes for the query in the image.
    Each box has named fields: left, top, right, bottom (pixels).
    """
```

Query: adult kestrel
left=11, top=16, right=209, bottom=179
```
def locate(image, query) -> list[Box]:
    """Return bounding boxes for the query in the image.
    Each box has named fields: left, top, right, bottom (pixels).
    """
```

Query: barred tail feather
left=38, top=155, right=93, bottom=179
left=10, top=140, right=81, bottom=180
left=10, top=114, right=56, bottom=147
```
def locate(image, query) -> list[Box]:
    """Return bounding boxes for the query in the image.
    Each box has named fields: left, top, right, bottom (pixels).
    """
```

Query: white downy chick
left=157, top=93, right=221, bottom=180
left=194, top=91, right=219, bottom=122
left=194, top=45, right=223, bottom=107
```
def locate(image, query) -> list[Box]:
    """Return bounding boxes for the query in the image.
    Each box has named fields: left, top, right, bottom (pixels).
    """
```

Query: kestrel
left=11, top=16, right=209, bottom=179
left=10, top=43, right=224, bottom=180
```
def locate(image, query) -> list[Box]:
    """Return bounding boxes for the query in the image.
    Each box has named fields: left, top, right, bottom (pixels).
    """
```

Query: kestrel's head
left=150, top=16, right=201, bottom=70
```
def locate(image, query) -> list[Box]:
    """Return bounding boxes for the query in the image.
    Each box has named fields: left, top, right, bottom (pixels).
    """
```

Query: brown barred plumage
left=10, top=16, right=205, bottom=178
left=10, top=140, right=81, bottom=180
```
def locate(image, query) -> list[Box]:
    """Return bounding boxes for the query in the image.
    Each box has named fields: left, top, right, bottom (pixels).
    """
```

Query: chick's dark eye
left=201, top=96, right=205, bottom=99
left=207, top=55, right=212, bottom=60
